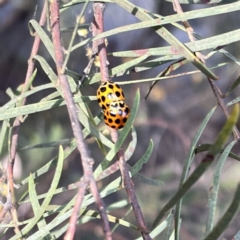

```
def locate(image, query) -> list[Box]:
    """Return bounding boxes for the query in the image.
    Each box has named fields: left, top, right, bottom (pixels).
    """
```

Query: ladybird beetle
left=97, top=81, right=125, bottom=110
left=103, top=101, right=130, bottom=129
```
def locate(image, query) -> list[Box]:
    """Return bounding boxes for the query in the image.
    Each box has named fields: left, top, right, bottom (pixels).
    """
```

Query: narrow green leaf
left=34, top=55, right=58, bottom=84
left=180, top=108, right=216, bottom=184
left=109, top=29, right=240, bottom=59
left=28, top=20, right=55, bottom=60
left=18, top=138, right=74, bottom=151
left=40, top=91, right=61, bottom=102
left=203, top=184, right=240, bottom=240
left=165, top=211, right=175, bottom=240
left=0, top=120, right=8, bottom=156
left=18, top=69, right=37, bottom=107
left=11, top=146, right=64, bottom=239
left=133, top=173, right=164, bottom=186
left=175, top=106, right=216, bottom=239
left=225, top=75, right=240, bottom=97
left=0, top=96, right=96, bottom=120
left=195, top=143, right=240, bottom=161
left=0, top=83, right=54, bottom=113
left=110, top=54, right=149, bottom=76
left=130, top=139, right=154, bottom=176
left=209, top=104, right=239, bottom=156
left=28, top=174, right=48, bottom=231
left=205, top=140, right=236, bottom=236
left=107, top=200, right=129, bottom=212
left=227, top=95, right=240, bottom=107
left=169, top=230, right=176, bottom=240
left=153, top=104, right=239, bottom=228
left=133, top=59, right=173, bottom=72
left=125, top=127, right=137, bottom=161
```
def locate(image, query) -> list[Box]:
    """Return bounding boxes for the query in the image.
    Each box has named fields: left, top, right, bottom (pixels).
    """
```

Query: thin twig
left=118, top=147, right=152, bottom=240
left=92, top=2, right=109, bottom=82
left=64, top=179, right=88, bottom=240
left=5, top=2, right=47, bottom=234
left=89, top=178, right=112, bottom=238
left=82, top=2, right=107, bottom=80
left=92, top=2, right=152, bottom=239
left=49, top=2, right=111, bottom=240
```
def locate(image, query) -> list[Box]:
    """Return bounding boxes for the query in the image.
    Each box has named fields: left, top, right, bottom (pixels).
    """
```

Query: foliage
left=0, top=0, right=240, bottom=239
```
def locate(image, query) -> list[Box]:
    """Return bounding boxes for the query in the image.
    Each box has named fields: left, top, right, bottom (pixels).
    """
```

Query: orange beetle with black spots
left=103, top=101, right=130, bottom=129
left=97, top=81, right=125, bottom=110
left=97, top=81, right=130, bottom=130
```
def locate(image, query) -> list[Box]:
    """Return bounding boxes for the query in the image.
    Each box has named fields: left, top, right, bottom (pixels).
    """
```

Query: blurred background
left=1, top=0, right=240, bottom=239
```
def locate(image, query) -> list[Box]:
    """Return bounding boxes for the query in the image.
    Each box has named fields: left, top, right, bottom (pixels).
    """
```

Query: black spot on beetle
left=111, top=102, right=118, bottom=108
left=125, top=108, right=130, bottom=114
left=119, top=102, right=125, bottom=108
left=116, top=91, right=121, bottom=97
left=108, top=84, right=114, bottom=89
left=115, top=119, right=121, bottom=124
left=101, top=96, right=106, bottom=102
left=100, top=87, right=107, bottom=92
